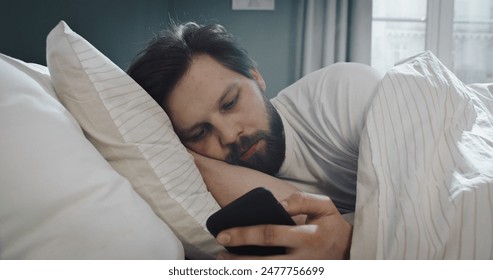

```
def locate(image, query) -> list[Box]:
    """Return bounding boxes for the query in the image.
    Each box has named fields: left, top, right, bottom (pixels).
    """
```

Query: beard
left=225, top=97, right=285, bottom=175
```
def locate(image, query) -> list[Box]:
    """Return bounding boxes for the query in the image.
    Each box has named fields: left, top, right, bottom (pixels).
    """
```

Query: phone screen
left=206, top=187, right=295, bottom=256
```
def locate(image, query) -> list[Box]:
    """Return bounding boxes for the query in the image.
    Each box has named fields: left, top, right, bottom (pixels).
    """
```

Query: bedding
left=351, top=51, right=493, bottom=259
left=46, top=21, right=222, bottom=259
left=0, top=53, right=183, bottom=259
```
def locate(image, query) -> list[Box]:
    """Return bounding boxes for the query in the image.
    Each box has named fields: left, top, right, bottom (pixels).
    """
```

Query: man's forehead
left=171, top=55, right=237, bottom=97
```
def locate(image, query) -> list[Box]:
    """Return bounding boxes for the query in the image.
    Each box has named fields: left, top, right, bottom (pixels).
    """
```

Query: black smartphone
left=206, top=187, right=296, bottom=256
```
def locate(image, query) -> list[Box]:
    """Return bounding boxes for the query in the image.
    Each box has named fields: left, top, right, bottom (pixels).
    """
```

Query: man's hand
left=215, top=192, right=353, bottom=260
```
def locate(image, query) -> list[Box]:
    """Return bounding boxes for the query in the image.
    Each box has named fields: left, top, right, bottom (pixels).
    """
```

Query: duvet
left=351, top=51, right=493, bottom=259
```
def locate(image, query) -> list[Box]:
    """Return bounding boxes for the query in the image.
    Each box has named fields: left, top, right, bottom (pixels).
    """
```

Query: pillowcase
left=46, top=21, right=222, bottom=259
left=0, top=53, right=183, bottom=259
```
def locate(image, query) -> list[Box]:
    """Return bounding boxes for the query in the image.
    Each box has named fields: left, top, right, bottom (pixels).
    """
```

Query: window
left=371, top=0, right=427, bottom=73
left=453, top=0, right=493, bottom=82
left=372, top=0, right=493, bottom=83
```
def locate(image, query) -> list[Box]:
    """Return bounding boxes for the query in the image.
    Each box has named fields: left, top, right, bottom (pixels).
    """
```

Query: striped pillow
left=46, top=21, right=222, bottom=259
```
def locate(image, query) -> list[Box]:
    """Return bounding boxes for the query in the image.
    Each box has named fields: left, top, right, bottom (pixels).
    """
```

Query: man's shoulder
left=310, top=62, right=383, bottom=82
left=273, top=63, right=382, bottom=101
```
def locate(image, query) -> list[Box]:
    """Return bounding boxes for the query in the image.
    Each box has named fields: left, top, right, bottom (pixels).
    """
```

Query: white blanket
left=351, top=51, right=493, bottom=259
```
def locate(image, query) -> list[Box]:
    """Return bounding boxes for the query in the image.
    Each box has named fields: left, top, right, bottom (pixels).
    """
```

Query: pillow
left=46, top=21, right=222, bottom=259
left=0, top=53, right=184, bottom=259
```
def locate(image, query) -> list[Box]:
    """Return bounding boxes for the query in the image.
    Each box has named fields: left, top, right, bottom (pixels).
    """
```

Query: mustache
left=225, top=132, right=267, bottom=164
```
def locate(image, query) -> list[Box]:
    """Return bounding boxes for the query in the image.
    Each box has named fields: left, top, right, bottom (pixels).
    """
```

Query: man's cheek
left=199, top=141, right=230, bottom=161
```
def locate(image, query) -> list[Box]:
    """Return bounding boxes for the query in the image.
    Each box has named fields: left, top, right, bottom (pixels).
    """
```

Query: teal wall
left=0, top=0, right=300, bottom=97
left=0, top=0, right=168, bottom=70
left=168, top=0, right=300, bottom=97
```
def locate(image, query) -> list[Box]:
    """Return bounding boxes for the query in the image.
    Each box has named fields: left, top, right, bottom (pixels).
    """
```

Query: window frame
left=425, top=0, right=454, bottom=68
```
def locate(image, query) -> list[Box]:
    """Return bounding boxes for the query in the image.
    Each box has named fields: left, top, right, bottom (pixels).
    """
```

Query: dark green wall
left=0, top=0, right=300, bottom=97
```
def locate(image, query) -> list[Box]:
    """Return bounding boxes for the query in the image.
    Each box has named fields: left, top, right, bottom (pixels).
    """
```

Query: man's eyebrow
left=217, top=80, right=240, bottom=106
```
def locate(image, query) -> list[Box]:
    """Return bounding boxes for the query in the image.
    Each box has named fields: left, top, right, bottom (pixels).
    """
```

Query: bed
left=1, top=21, right=492, bottom=260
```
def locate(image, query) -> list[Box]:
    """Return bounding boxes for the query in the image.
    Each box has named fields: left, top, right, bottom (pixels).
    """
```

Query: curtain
left=295, top=0, right=373, bottom=79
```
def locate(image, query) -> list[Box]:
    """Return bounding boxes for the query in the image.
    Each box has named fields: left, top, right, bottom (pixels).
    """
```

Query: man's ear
left=250, top=68, right=266, bottom=92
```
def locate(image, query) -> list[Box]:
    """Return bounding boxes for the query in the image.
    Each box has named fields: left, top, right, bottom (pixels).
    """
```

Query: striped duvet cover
left=351, top=51, right=493, bottom=259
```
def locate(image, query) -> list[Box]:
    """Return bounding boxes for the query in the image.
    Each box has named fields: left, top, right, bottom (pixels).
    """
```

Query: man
left=127, top=22, right=382, bottom=259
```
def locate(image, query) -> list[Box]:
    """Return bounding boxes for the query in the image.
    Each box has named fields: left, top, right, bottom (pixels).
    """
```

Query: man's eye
left=190, top=126, right=209, bottom=142
left=222, top=93, right=239, bottom=111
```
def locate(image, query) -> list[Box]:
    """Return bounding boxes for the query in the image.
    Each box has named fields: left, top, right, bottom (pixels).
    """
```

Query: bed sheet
left=351, top=51, right=493, bottom=259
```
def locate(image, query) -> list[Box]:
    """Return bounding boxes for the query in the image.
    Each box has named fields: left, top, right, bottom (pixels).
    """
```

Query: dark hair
left=127, top=22, right=257, bottom=107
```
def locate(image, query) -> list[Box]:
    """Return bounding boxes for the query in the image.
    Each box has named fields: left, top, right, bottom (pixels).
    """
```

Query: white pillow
left=0, top=53, right=184, bottom=259
left=46, top=21, right=222, bottom=259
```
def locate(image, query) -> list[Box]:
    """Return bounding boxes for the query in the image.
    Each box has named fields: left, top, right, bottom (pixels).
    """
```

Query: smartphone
left=206, top=187, right=295, bottom=256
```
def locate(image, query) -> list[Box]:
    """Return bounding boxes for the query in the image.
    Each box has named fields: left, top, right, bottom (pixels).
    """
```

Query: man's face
left=165, top=54, right=285, bottom=175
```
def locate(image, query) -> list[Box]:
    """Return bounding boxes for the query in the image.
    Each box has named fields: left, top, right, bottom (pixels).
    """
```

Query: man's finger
left=281, top=192, right=338, bottom=218
left=217, top=224, right=312, bottom=248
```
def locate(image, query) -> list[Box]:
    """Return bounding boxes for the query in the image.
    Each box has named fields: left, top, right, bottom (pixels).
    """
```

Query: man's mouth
left=239, top=141, right=260, bottom=161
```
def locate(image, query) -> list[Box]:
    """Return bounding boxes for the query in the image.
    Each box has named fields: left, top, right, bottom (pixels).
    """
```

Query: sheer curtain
left=295, top=0, right=373, bottom=79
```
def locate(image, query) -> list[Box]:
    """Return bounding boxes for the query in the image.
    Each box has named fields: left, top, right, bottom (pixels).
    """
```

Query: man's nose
left=213, top=117, right=241, bottom=146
